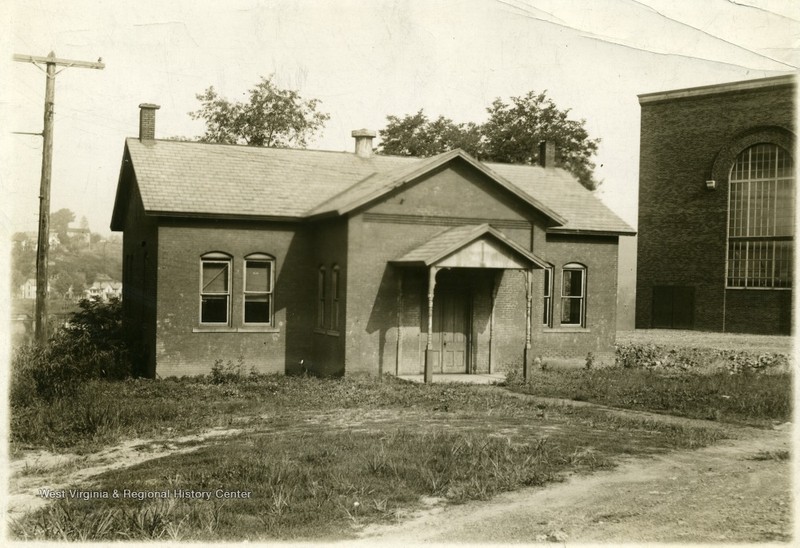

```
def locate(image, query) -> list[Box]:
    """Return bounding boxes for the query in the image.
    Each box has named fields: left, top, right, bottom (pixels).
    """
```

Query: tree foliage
left=12, top=297, right=129, bottom=404
left=378, top=91, right=601, bottom=190
left=189, top=76, right=330, bottom=148
left=379, top=111, right=483, bottom=158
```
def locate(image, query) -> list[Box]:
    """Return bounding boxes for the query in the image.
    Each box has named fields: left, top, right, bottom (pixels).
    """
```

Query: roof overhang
left=391, top=224, right=551, bottom=269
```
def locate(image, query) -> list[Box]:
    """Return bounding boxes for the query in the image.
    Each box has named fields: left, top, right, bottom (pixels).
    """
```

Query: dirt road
left=7, top=400, right=792, bottom=544
left=356, top=422, right=792, bottom=544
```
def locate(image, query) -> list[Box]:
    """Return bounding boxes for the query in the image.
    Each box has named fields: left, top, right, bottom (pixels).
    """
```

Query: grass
left=617, top=329, right=792, bottom=354
left=11, top=330, right=789, bottom=540
left=10, top=375, right=728, bottom=541
left=748, top=450, right=790, bottom=461
left=505, top=367, right=791, bottom=426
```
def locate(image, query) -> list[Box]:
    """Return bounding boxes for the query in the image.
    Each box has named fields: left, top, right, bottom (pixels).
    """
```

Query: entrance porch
left=390, top=224, right=549, bottom=383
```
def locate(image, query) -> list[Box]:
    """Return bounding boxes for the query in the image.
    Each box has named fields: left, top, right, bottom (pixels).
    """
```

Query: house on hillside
left=111, top=104, right=634, bottom=379
left=85, top=279, right=123, bottom=301
left=20, top=279, right=38, bottom=300
left=636, top=75, right=795, bottom=334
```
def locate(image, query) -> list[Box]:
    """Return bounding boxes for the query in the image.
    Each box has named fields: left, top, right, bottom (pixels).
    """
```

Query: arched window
left=542, top=265, right=553, bottom=327
left=317, top=266, right=326, bottom=329
left=200, top=252, right=232, bottom=324
left=243, top=253, right=275, bottom=325
left=727, top=144, right=794, bottom=288
left=561, top=263, right=586, bottom=326
left=331, top=265, right=340, bottom=332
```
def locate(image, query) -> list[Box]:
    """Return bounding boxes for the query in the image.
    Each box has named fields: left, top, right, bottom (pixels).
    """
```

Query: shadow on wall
left=365, top=265, right=403, bottom=377
left=274, top=228, right=316, bottom=375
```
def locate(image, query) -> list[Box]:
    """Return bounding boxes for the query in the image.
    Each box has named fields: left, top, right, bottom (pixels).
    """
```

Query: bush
left=11, top=297, right=131, bottom=404
left=614, top=342, right=789, bottom=374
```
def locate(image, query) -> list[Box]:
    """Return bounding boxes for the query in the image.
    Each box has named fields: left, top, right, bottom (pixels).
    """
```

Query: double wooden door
left=430, top=270, right=470, bottom=373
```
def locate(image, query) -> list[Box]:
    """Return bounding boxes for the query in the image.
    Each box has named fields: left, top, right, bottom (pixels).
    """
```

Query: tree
left=379, top=110, right=483, bottom=158
left=189, top=76, right=330, bottom=148
left=50, top=208, right=75, bottom=242
left=377, top=91, right=601, bottom=190
left=482, top=91, right=600, bottom=189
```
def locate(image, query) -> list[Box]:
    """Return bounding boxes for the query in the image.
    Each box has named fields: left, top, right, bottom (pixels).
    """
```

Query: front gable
left=309, top=151, right=566, bottom=226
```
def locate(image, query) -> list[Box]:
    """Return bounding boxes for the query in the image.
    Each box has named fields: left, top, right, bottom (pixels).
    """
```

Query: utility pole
left=13, top=52, right=105, bottom=345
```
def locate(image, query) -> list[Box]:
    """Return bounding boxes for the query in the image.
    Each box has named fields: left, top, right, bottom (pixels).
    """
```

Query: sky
left=1, top=0, right=798, bottom=238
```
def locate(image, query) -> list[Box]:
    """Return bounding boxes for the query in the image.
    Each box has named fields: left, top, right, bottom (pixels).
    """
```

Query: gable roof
left=307, top=149, right=567, bottom=224
left=391, top=224, right=550, bottom=268
left=113, top=138, right=634, bottom=235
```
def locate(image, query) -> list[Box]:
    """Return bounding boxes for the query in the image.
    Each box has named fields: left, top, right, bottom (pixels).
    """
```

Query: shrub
left=614, top=342, right=788, bottom=374
left=11, top=297, right=131, bottom=404
left=209, top=357, right=250, bottom=384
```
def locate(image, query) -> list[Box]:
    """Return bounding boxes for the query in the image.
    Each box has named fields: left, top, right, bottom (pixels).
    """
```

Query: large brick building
left=636, top=75, right=795, bottom=334
left=112, top=104, right=634, bottom=378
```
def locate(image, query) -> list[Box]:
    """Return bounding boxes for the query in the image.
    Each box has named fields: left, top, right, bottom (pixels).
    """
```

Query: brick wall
left=533, top=234, right=619, bottom=365
left=343, top=162, right=621, bottom=374
left=310, top=218, right=348, bottom=375
left=154, top=221, right=314, bottom=377
left=636, top=80, right=795, bottom=334
left=120, top=165, right=158, bottom=377
left=344, top=163, right=539, bottom=375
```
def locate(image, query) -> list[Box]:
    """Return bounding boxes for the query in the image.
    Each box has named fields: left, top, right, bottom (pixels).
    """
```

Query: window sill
left=543, top=327, right=591, bottom=333
left=193, top=326, right=279, bottom=333
left=314, top=328, right=340, bottom=337
left=725, top=286, right=792, bottom=291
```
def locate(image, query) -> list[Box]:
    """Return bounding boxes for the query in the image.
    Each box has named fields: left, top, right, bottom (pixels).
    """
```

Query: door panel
left=652, top=285, right=694, bottom=329
left=434, top=270, right=470, bottom=373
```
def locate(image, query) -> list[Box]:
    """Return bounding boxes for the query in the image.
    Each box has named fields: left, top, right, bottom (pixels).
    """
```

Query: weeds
left=748, top=450, right=790, bottom=461
left=505, top=366, right=790, bottom=426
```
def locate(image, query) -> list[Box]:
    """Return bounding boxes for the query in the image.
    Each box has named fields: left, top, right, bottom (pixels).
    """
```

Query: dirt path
left=355, top=422, right=792, bottom=544
left=7, top=396, right=793, bottom=544
left=6, top=427, right=243, bottom=520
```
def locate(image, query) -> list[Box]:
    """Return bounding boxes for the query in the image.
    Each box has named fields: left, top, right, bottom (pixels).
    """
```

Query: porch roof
left=390, top=224, right=550, bottom=269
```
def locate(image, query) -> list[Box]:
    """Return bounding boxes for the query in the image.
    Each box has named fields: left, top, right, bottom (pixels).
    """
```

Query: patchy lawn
left=504, top=368, right=790, bottom=426
left=505, top=329, right=792, bottom=426
left=9, top=376, right=728, bottom=541
left=617, top=329, right=791, bottom=354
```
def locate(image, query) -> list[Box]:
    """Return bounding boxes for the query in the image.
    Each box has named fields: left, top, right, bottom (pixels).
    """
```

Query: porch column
left=523, top=269, right=533, bottom=381
left=424, top=266, right=438, bottom=383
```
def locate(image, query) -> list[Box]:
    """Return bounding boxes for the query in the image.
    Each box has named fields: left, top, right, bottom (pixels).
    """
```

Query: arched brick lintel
left=711, top=126, right=796, bottom=186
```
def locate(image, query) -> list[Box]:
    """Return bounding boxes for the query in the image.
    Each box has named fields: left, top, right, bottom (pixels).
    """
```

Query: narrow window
left=200, top=252, right=231, bottom=324
left=317, top=266, right=326, bottom=329
left=561, top=263, right=586, bottom=326
left=331, top=265, right=340, bottom=331
left=244, top=253, right=274, bottom=324
left=542, top=266, right=553, bottom=327
left=727, top=143, right=794, bottom=288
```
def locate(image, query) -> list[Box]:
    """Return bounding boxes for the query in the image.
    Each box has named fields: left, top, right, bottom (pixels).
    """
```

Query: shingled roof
left=112, top=138, right=634, bottom=235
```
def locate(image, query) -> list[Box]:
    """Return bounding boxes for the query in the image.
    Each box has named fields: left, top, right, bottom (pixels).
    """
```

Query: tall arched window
left=727, top=143, right=794, bottom=288
left=243, top=253, right=275, bottom=325
left=317, top=266, right=326, bottom=329
left=561, top=263, right=586, bottom=326
left=331, top=265, right=340, bottom=332
left=200, top=252, right=232, bottom=324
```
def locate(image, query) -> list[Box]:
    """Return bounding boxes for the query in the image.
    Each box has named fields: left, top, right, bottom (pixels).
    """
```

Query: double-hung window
left=244, top=253, right=274, bottom=325
left=561, top=263, right=586, bottom=326
left=727, top=143, right=794, bottom=288
left=331, top=265, right=340, bottom=332
left=542, top=266, right=553, bottom=327
left=200, top=253, right=231, bottom=324
left=317, top=266, right=326, bottom=329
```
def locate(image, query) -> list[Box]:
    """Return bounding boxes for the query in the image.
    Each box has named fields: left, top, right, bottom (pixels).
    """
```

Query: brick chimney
left=538, top=140, right=556, bottom=168
left=139, top=103, right=161, bottom=141
left=352, top=129, right=376, bottom=158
